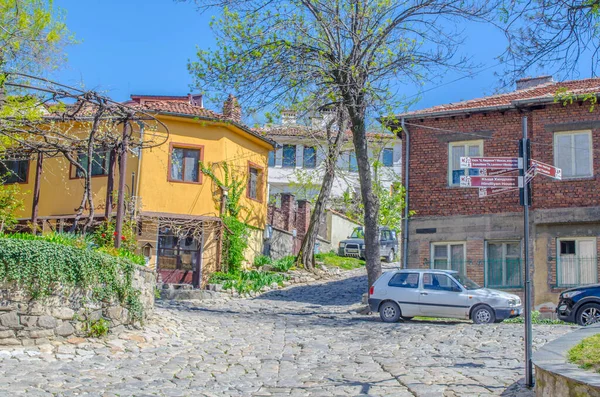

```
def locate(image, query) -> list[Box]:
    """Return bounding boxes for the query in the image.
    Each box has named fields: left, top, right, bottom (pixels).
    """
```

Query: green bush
left=272, top=255, right=295, bottom=272
left=253, top=254, right=272, bottom=268
left=503, top=310, right=566, bottom=325
left=0, top=238, right=144, bottom=322
left=222, top=270, right=286, bottom=295
left=222, top=216, right=249, bottom=273
left=85, top=318, right=110, bottom=338
left=208, top=271, right=240, bottom=283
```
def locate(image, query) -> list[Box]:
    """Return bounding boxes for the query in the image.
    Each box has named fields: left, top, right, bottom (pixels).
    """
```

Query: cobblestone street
left=0, top=268, right=573, bottom=396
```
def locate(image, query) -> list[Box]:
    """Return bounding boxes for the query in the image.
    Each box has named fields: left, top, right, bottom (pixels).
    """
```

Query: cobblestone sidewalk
left=0, top=267, right=573, bottom=396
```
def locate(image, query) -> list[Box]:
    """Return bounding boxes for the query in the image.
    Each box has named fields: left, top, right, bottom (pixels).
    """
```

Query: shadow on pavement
left=500, top=378, right=532, bottom=396
left=254, top=275, right=368, bottom=306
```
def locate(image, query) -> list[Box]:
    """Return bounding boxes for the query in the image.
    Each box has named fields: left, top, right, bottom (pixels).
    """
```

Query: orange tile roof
left=398, top=77, right=600, bottom=119
left=128, top=100, right=226, bottom=120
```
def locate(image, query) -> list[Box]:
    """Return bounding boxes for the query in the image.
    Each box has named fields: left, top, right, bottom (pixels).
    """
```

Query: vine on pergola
left=0, top=72, right=170, bottom=246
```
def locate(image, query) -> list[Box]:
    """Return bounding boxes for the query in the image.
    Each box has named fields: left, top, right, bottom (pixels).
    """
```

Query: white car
left=368, top=269, right=522, bottom=324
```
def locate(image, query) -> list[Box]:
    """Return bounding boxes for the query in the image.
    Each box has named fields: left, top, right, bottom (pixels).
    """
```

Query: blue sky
left=51, top=0, right=590, bottom=120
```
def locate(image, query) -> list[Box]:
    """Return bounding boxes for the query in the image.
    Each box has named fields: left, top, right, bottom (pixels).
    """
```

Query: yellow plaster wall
left=137, top=116, right=271, bottom=229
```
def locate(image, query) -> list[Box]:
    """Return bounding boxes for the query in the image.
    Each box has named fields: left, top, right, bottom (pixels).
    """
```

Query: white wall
left=327, top=211, right=362, bottom=250
left=267, top=136, right=402, bottom=199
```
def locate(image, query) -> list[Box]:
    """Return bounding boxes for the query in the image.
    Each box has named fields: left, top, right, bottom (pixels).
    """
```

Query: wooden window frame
left=553, top=130, right=593, bottom=179
left=69, top=151, right=112, bottom=180
left=430, top=241, right=467, bottom=274
left=1, top=159, right=30, bottom=185
left=448, top=140, right=484, bottom=186
left=167, top=143, right=204, bottom=185
left=247, top=161, right=265, bottom=203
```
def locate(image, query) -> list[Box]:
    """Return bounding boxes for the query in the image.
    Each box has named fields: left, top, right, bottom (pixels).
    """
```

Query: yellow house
left=6, top=94, right=274, bottom=287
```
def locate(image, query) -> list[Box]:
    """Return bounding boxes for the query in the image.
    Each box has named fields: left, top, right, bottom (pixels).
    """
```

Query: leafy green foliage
left=92, top=218, right=138, bottom=253
left=0, top=180, right=24, bottom=232
left=0, top=237, right=144, bottom=322
left=220, top=270, right=285, bottom=295
left=271, top=255, right=295, bottom=272
left=0, top=0, right=74, bottom=73
left=503, top=311, right=566, bottom=325
left=84, top=318, right=110, bottom=338
left=253, top=254, right=272, bottom=268
left=315, top=252, right=365, bottom=270
left=222, top=215, right=249, bottom=273
left=568, top=333, right=600, bottom=373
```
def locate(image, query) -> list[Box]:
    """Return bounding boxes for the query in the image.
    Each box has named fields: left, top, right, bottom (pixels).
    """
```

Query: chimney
left=516, top=76, right=554, bottom=91
left=281, top=110, right=297, bottom=125
left=188, top=93, right=203, bottom=107
left=222, top=94, right=242, bottom=122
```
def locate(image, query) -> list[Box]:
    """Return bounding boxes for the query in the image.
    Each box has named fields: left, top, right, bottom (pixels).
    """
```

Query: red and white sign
left=460, top=175, right=523, bottom=188
left=461, top=156, right=523, bottom=170
left=479, top=168, right=517, bottom=176
left=479, top=187, right=517, bottom=198
left=532, top=160, right=562, bottom=180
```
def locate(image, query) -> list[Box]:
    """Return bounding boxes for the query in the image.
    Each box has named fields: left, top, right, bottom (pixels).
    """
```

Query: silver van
left=368, top=269, right=522, bottom=324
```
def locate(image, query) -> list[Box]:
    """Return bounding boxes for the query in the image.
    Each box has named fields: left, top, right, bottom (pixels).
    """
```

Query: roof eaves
left=398, top=103, right=517, bottom=120
left=157, top=110, right=276, bottom=148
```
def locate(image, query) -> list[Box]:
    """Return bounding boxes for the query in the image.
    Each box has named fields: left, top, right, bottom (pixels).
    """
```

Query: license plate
left=346, top=249, right=358, bottom=253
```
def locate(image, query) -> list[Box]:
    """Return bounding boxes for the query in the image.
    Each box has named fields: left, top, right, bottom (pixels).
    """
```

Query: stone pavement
left=0, top=267, right=574, bottom=396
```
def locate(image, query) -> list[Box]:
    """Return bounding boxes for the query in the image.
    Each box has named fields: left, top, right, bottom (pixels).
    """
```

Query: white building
left=261, top=113, right=402, bottom=200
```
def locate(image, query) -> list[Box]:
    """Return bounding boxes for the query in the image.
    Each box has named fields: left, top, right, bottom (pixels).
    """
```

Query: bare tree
left=502, top=0, right=600, bottom=82
left=295, top=105, right=347, bottom=271
left=187, top=0, right=498, bottom=288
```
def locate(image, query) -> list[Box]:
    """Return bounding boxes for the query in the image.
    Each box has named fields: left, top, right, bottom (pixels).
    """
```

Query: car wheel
left=472, top=305, right=496, bottom=324
left=386, top=249, right=395, bottom=263
left=576, top=303, right=600, bottom=326
left=379, top=301, right=401, bottom=323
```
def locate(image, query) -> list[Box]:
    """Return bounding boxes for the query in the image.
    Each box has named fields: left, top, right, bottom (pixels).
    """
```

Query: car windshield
left=350, top=229, right=364, bottom=238
left=452, top=273, right=481, bottom=290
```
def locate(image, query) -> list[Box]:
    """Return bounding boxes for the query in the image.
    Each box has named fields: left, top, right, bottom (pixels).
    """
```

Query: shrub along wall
left=0, top=239, right=155, bottom=345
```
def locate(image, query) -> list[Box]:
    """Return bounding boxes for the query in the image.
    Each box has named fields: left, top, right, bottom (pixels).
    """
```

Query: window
left=0, top=160, right=29, bottom=184
left=388, top=272, right=419, bottom=288
left=247, top=163, right=264, bottom=202
left=282, top=144, right=296, bottom=168
left=170, top=145, right=201, bottom=183
left=382, top=148, right=394, bottom=167
left=432, top=242, right=465, bottom=273
left=554, top=131, right=592, bottom=178
left=557, top=238, right=597, bottom=287
left=303, top=146, right=316, bottom=168
left=423, top=273, right=461, bottom=292
left=74, top=152, right=111, bottom=178
left=448, top=140, right=483, bottom=186
left=268, top=151, right=275, bottom=167
left=349, top=152, right=358, bottom=172
left=486, top=241, right=522, bottom=288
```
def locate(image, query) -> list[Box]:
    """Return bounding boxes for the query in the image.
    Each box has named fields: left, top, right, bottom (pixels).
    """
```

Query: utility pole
left=520, top=116, right=533, bottom=388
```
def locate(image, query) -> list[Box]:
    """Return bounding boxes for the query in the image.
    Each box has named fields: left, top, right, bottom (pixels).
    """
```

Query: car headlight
left=508, top=299, right=518, bottom=306
left=562, top=291, right=582, bottom=299
left=361, top=244, right=365, bottom=249
left=339, top=242, right=346, bottom=248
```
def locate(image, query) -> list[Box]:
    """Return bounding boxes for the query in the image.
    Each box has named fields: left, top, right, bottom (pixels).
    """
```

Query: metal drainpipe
left=401, top=118, right=410, bottom=269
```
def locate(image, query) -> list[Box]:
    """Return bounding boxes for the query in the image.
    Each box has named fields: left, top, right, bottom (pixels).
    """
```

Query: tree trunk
left=296, top=113, right=346, bottom=270
left=349, top=110, right=381, bottom=288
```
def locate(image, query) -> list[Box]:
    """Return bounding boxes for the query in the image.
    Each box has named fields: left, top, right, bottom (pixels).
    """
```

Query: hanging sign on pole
left=532, top=159, right=562, bottom=180
left=460, top=175, right=523, bottom=188
left=460, top=156, right=523, bottom=170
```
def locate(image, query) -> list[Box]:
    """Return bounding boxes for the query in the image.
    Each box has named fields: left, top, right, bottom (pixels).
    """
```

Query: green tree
left=0, top=0, right=72, bottom=74
left=187, top=0, right=497, bottom=288
left=0, top=179, right=23, bottom=233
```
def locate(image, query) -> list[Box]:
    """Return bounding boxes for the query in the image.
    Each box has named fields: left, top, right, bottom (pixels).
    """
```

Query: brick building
left=391, top=76, right=600, bottom=311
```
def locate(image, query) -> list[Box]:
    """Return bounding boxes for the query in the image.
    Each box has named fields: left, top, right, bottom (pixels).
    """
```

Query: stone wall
left=533, top=326, right=600, bottom=397
left=0, top=266, right=155, bottom=346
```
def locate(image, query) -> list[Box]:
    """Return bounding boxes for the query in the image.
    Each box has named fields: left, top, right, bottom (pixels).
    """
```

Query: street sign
left=460, top=175, right=523, bottom=188
left=478, top=187, right=517, bottom=197
left=479, top=168, right=517, bottom=176
left=532, top=159, right=561, bottom=180
left=460, top=156, right=523, bottom=170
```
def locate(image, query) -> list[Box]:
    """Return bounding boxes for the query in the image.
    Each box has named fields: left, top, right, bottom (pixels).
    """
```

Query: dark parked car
left=557, top=284, right=600, bottom=326
left=337, top=226, right=398, bottom=262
